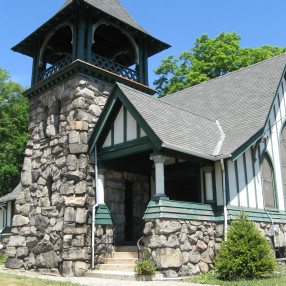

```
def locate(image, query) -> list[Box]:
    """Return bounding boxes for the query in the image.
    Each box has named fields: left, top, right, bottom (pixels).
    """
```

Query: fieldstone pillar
left=150, top=154, right=168, bottom=196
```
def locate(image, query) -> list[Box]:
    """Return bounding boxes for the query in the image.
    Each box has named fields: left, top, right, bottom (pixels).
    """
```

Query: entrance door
left=125, top=181, right=134, bottom=241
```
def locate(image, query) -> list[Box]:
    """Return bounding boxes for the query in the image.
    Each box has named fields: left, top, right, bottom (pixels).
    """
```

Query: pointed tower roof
left=58, top=0, right=149, bottom=35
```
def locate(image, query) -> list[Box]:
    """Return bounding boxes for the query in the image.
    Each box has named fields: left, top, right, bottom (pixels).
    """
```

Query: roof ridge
left=117, top=82, right=216, bottom=123
left=163, top=52, right=286, bottom=99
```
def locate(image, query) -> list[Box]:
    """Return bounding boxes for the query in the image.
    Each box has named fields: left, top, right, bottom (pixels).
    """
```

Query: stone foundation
left=143, top=219, right=286, bottom=277
left=143, top=219, right=224, bottom=277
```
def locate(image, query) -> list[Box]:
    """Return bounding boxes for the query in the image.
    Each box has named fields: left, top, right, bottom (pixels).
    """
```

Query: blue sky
left=1, top=0, right=286, bottom=89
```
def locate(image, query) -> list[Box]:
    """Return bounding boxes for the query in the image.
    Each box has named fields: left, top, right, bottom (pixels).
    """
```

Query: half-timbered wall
left=219, top=76, right=286, bottom=211
left=102, top=106, right=146, bottom=148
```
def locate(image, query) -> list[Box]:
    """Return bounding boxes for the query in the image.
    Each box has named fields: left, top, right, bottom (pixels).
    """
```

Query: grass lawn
left=0, top=273, right=75, bottom=286
left=188, top=267, right=286, bottom=285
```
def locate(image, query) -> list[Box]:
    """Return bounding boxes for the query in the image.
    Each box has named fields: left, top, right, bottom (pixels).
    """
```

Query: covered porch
left=88, top=82, right=221, bottom=245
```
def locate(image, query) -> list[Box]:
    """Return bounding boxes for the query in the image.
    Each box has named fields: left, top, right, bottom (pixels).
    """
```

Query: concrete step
left=85, top=270, right=155, bottom=281
left=105, top=258, right=136, bottom=264
left=113, top=251, right=137, bottom=258
left=116, top=245, right=137, bottom=252
left=98, top=263, right=135, bottom=272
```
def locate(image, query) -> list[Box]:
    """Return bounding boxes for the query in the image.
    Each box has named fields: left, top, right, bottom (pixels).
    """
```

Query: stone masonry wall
left=5, top=75, right=112, bottom=276
left=143, top=219, right=286, bottom=277
left=143, top=219, right=224, bottom=277
left=105, top=170, right=150, bottom=243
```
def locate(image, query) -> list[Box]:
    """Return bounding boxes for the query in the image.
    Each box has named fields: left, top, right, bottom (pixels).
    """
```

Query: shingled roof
left=162, top=53, right=286, bottom=158
left=58, top=0, right=149, bottom=35
left=0, top=184, right=21, bottom=204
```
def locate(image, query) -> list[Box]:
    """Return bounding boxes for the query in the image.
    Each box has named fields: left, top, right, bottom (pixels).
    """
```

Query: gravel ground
left=0, top=265, right=216, bottom=286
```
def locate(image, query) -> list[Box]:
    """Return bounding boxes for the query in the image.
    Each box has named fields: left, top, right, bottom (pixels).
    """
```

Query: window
left=262, top=154, right=276, bottom=208
left=280, top=124, right=286, bottom=208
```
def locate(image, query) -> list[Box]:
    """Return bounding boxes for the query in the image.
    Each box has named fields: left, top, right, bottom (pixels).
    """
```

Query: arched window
left=280, top=124, right=286, bottom=207
left=261, top=154, right=276, bottom=209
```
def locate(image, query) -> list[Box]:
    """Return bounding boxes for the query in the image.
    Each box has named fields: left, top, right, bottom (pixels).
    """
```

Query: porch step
left=105, top=258, right=136, bottom=264
left=113, top=251, right=137, bottom=258
left=98, top=263, right=135, bottom=272
left=85, top=270, right=154, bottom=281
left=116, top=245, right=137, bottom=252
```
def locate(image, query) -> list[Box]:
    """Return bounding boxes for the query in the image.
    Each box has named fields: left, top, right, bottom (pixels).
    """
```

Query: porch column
left=150, top=154, right=167, bottom=196
left=204, top=167, right=214, bottom=203
left=97, top=169, right=105, bottom=204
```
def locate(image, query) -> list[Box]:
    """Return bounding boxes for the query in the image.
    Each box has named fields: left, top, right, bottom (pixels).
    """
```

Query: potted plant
left=135, top=257, right=157, bottom=275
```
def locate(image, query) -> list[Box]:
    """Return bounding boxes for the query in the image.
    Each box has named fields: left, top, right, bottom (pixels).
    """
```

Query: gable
left=102, top=105, right=147, bottom=149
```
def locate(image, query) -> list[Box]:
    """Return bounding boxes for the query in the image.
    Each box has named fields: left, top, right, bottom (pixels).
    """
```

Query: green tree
left=215, top=212, right=277, bottom=280
left=0, top=68, right=29, bottom=196
left=154, top=32, right=286, bottom=97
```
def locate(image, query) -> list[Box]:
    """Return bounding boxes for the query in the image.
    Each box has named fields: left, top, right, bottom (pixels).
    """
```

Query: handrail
left=137, top=236, right=144, bottom=261
left=93, top=234, right=113, bottom=269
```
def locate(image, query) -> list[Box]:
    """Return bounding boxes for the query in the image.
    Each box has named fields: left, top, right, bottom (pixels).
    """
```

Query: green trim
left=243, top=153, right=250, bottom=207
left=268, top=120, right=279, bottom=209
left=160, top=147, right=211, bottom=164
left=262, top=66, right=286, bottom=136
left=251, top=149, right=258, bottom=209
left=281, top=81, right=286, bottom=116
left=143, top=197, right=286, bottom=223
left=224, top=160, right=230, bottom=205
left=111, top=123, right=115, bottom=146
left=228, top=205, right=286, bottom=223
left=231, top=128, right=264, bottom=161
left=234, top=160, right=240, bottom=207
left=137, top=123, right=141, bottom=139
left=23, top=60, right=156, bottom=100
left=116, top=87, right=162, bottom=150
left=91, top=204, right=113, bottom=225
left=99, top=138, right=153, bottom=161
left=143, top=196, right=224, bottom=221
left=88, top=89, right=119, bottom=154
left=123, top=106, right=127, bottom=142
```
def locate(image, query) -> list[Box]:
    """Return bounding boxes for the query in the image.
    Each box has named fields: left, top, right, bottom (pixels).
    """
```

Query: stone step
left=85, top=270, right=154, bottom=281
left=105, top=258, right=136, bottom=264
left=98, top=263, right=135, bottom=272
left=116, top=245, right=137, bottom=252
left=113, top=251, right=137, bottom=258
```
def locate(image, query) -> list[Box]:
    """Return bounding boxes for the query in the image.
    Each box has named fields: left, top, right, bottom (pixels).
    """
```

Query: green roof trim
left=143, top=197, right=286, bottom=224
left=88, top=83, right=163, bottom=155
left=228, top=206, right=286, bottom=224
left=23, top=60, right=156, bottom=100
left=143, top=196, right=224, bottom=221
left=91, top=204, right=113, bottom=225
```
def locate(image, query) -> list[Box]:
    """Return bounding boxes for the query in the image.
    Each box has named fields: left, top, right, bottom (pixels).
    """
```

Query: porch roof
left=89, top=82, right=224, bottom=161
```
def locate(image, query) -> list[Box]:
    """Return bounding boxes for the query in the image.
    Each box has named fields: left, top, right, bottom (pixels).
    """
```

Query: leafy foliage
left=215, top=212, right=277, bottom=280
left=135, top=250, right=157, bottom=275
left=0, top=68, right=29, bottom=196
left=154, top=32, right=286, bottom=97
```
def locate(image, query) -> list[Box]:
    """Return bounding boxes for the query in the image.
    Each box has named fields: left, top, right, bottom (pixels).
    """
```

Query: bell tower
left=5, top=0, right=169, bottom=277
left=13, top=0, right=169, bottom=88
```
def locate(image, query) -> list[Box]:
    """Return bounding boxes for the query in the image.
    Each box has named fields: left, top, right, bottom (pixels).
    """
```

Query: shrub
left=215, top=211, right=277, bottom=280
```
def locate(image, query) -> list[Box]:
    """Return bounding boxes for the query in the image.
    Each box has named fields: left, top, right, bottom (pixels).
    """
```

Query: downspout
left=91, top=145, right=99, bottom=270
left=220, top=159, right=228, bottom=241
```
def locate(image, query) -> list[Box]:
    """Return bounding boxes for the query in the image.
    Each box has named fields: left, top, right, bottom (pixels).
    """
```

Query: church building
left=4, top=0, right=286, bottom=278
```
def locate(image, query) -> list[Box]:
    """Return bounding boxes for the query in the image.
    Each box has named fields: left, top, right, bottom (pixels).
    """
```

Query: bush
left=215, top=211, right=277, bottom=280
